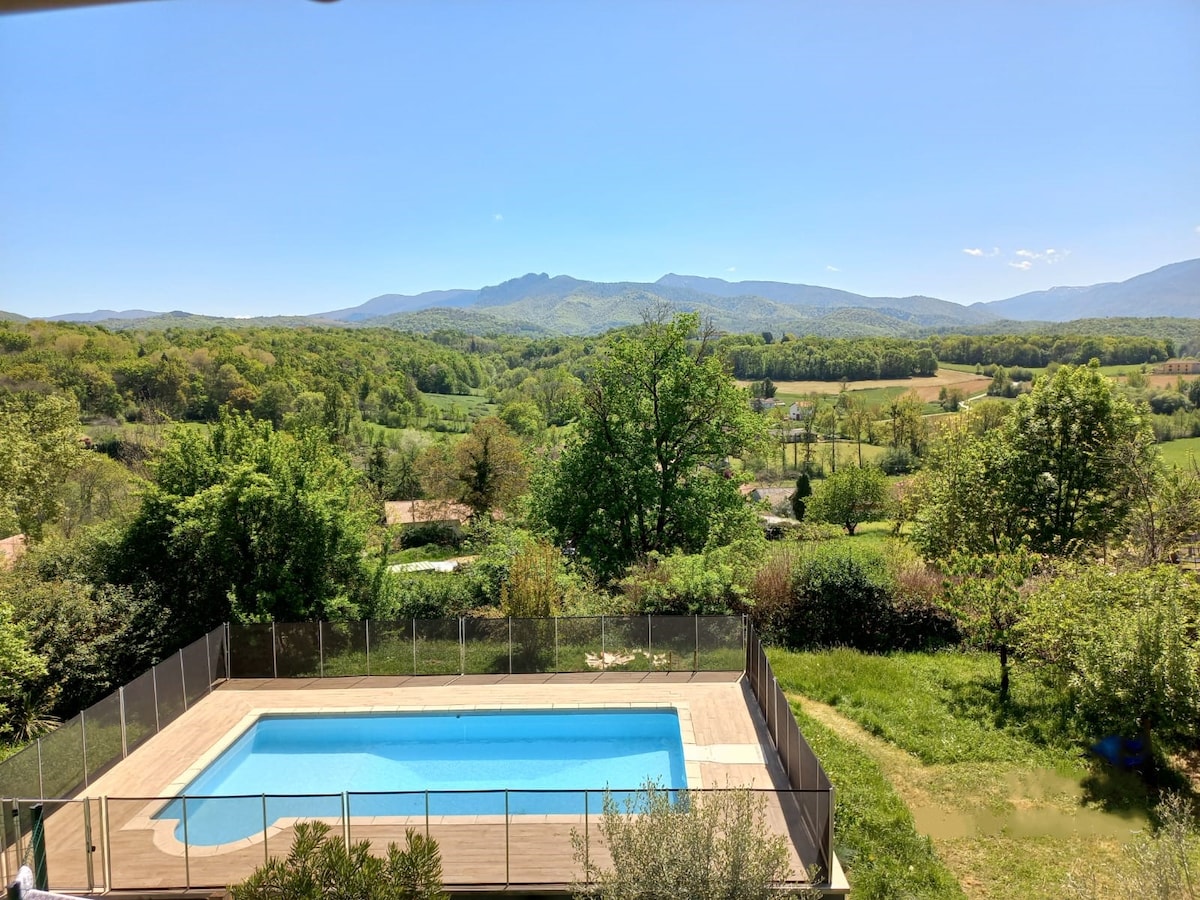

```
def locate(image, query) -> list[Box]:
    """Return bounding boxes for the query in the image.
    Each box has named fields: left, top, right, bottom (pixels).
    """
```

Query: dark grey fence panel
left=366, top=620, right=413, bottom=675
left=82, top=693, right=123, bottom=785
left=181, top=636, right=211, bottom=708
left=152, top=656, right=186, bottom=731
left=274, top=621, right=321, bottom=678
left=122, top=669, right=158, bottom=754
left=321, top=620, right=368, bottom=676
left=36, top=715, right=85, bottom=799
left=414, top=619, right=460, bottom=675
left=462, top=618, right=508, bottom=674
left=228, top=622, right=274, bottom=678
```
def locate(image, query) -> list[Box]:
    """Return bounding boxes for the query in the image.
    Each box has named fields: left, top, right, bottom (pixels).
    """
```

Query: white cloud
left=1008, top=260, right=1033, bottom=271
left=963, top=248, right=985, bottom=257
left=1194, top=225, right=1200, bottom=235
left=492, top=213, right=503, bottom=222
left=826, top=265, right=840, bottom=272
left=726, top=266, right=737, bottom=273
left=1012, top=248, right=1069, bottom=266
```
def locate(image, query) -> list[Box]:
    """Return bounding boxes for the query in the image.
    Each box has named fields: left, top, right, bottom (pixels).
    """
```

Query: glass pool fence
left=230, top=614, right=747, bottom=679
left=1, top=787, right=832, bottom=892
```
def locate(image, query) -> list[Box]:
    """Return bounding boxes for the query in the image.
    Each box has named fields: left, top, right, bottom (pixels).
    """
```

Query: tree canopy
left=532, top=313, right=766, bottom=580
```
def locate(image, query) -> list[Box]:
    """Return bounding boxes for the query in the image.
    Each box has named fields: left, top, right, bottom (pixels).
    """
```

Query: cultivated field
left=741, top=370, right=992, bottom=403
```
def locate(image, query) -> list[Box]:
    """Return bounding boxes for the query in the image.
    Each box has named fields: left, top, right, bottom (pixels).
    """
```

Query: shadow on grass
left=941, top=666, right=1077, bottom=752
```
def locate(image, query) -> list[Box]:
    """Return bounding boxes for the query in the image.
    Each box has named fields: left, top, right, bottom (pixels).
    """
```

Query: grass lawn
left=772, top=648, right=1161, bottom=899
left=1159, top=436, right=1200, bottom=468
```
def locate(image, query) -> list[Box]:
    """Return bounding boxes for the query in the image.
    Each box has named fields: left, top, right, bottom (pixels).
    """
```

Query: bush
left=571, top=782, right=819, bottom=899
left=231, top=820, right=446, bottom=900
left=878, top=446, right=918, bottom=475
left=619, top=546, right=754, bottom=615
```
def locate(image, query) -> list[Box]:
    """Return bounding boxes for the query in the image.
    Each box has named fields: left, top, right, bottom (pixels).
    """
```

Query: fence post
left=118, top=688, right=127, bottom=759
left=694, top=615, right=699, bottom=671
left=100, top=797, right=112, bottom=893
left=365, top=620, right=371, bottom=676
left=179, top=650, right=188, bottom=711
left=341, top=793, right=349, bottom=850
left=826, top=784, right=836, bottom=883
left=225, top=622, right=231, bottom=681
left=205, top=631, right=213, bottom=692
left=508, top=618, right=513, bottom=675
left=318, top=622, right=325, bottom=679
left=262, top=795, right=269, bottom=865
left=554, top=617, right=559, bottom=673
left=152, top=667, right=160, bottom=733
left=459, top=617, right=465, bottom=676
left=647, top=614, right=653, bottom=670
left=271, top=622, right=278, bottom=679
left=584, top=791, right=589, bottom=882
left=600, top=617, right=606, bottom=671
left=412, top=619, right=417, bottom=676
left=81, top=709, right=89, bottom=788
left=36, top=739, right=44, bottom=799
left=181, top=796, right=191, bottom=889
left=83, top=800, right=95, bottom=892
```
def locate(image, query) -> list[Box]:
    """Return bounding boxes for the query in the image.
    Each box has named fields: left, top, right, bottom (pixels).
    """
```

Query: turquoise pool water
left=154, top=709, right=687, bottom=844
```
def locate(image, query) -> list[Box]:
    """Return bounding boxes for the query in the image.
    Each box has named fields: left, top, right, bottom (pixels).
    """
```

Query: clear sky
left=1, top=0, right=1198, bottom=318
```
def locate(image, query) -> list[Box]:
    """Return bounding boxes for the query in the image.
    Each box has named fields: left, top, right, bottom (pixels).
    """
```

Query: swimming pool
left=154, top=708, right=687, bottom=844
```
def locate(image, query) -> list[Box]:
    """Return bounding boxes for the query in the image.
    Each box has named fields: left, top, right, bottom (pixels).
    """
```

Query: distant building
left=788, top=401, right=814, bottom=421
left=1153, top=359, right=1200, bottom=375
left=0, top=534, right=27, bottom=570
left=751, top=397, right=779, bottom=412
left=384, top=499, right=473, bottom=529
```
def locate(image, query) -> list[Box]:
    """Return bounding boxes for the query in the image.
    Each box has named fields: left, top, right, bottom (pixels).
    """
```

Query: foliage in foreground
left=1065, top=792, right=1200, bottom=900
left=571, top=782, right=820, bottom=899
left=230, top=820, right=446, bottom=900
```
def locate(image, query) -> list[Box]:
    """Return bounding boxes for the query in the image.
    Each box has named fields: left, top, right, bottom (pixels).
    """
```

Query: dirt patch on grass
left=792, top=695, right=1137, bottom=900
left=742, top=371, right=992, bottom=401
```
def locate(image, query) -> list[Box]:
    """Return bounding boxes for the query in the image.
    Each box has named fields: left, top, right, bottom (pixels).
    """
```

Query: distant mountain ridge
left=8, top=258, right=1197, bottom=336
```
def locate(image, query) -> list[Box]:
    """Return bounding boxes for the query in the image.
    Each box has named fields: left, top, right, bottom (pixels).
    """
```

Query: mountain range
left=20, top=258, right=1200, bottom=337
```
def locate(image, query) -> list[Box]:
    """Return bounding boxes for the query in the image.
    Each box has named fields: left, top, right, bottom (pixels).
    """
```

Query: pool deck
left=27, top=672, right=843, bottom=895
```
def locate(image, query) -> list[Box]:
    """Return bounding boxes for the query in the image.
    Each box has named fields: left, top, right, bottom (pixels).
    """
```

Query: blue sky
left=1, top=0, right=1197, bottom=318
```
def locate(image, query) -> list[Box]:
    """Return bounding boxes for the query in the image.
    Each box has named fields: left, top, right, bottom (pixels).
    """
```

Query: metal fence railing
left=3, top=787, right=827, bottom=893
left=229, top=615, right=747, bottom=679
left=744, top=622, right=834, bottom=882
left=1, top=615, right=836, bottom=892
left=0, top=625, right=228, bottom=807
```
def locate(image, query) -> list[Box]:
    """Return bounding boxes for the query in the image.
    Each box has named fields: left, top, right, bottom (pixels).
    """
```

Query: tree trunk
left=999, top=644, right=1010, bottom=704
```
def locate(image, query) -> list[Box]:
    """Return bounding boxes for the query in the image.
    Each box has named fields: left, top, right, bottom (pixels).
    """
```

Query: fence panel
left=207, top=624, right=228, bottom=684
left=698, top=616, right=744, bottom=670
left=366, top=620, right=414, bottom=675
left=228, top=622, right=274, bottom=678
left=462, top=618, right=509, bottom=674
left=510, top=618, right=555, bottom=674
left=37, top=716, right=85, bottom=799
left=105, top=797, right=188, bottom=890
left=649, top=616, right=694, bottom=671
left=82, top=693, right=123, bottom=785
left=274, top=622, right=321, bottom=678
left=25, top=799, right=94, bottom=892
left=152, top=657, right=186, bottom=732
left=0, top=739, right=41, bottom=801
left=599, top=617, right=652, bottom=671
left=122, top=669, right=158, bottom=755
left=181, top=637, right=211, bottom=709
left=321, top=621, right=368, bottom=676
left=414, top=619, right=461, bottom=675
left=553, top=616, right=603, bottom=672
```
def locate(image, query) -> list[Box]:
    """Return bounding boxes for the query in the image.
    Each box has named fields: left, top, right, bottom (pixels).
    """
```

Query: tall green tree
left=0, top=392, right=85, bottom=541
left=532, top=313, right=766, bottom=580
left=114, top=412, right=375, bottom=636
left=419, top=417, right=528, bottom=519
left=0, top=598, right=46, bottom=741
left=1001, top=361, right=1152, bottom=552
left=806, top=465, right=888, bottom=535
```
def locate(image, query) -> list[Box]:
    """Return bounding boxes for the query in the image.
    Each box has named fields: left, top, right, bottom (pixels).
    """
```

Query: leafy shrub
left=571, top=782, right=819, bottom=899
left=619, top=546, right=754, bottom=616
left=877, top=446, right=917, bottom=475
left=231, top=820, right=446, bottom=900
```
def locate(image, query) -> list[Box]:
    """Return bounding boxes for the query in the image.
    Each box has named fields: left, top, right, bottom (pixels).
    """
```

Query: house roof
left=0, top=534, right=27, bottom=570
left=384, top=499, right=473, bottom=526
